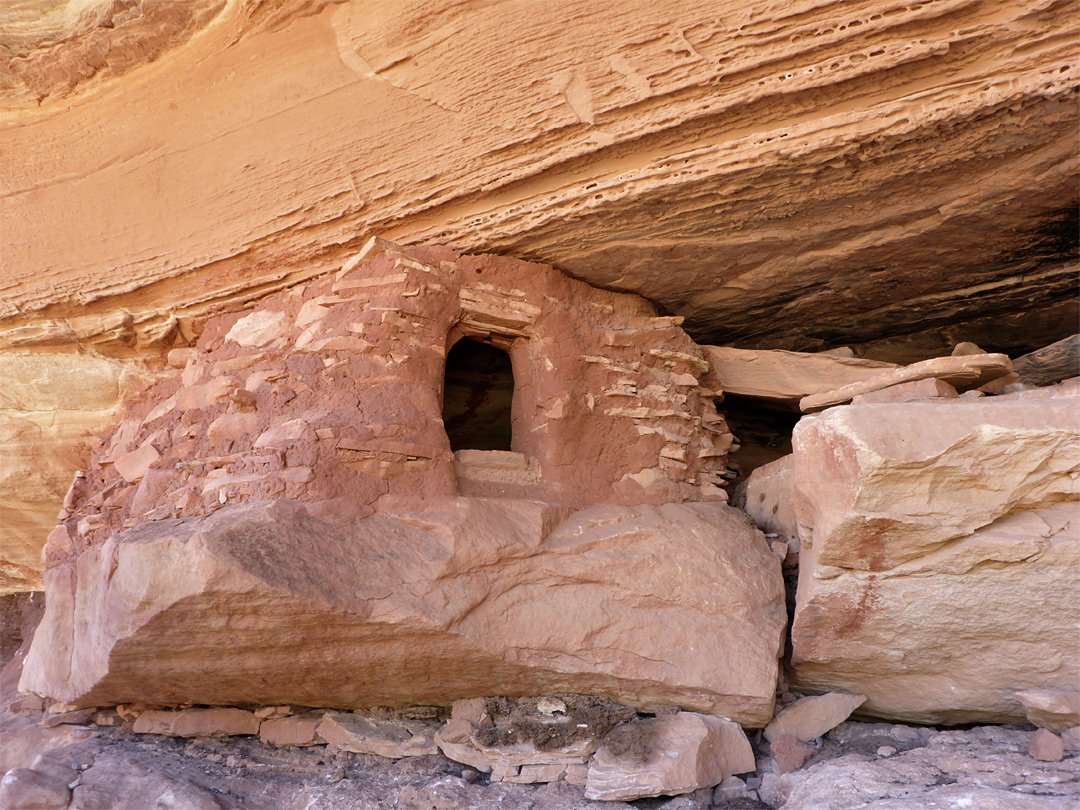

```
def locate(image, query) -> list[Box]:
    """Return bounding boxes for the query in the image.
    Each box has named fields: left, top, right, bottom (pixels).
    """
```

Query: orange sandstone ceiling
left=1, top=0, right=1077, bottom=361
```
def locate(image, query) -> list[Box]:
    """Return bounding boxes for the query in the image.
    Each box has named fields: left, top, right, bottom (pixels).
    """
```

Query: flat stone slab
left=799, top=353, right=1012, bottom=412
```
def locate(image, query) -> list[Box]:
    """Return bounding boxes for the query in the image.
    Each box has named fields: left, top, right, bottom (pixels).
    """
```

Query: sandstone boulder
left=1014, top=690, right=1080, bottom=734
left=699, top=347, right=894, bottom=404
left=789, top=387, right=1080, bottom=724
left=21, top=498, right=785, bottom=726
left=740, top=455, right=799, bottom=548
left=584, top=712, right=754, bottom=801
left=792, top=389, right=1079, bottom=571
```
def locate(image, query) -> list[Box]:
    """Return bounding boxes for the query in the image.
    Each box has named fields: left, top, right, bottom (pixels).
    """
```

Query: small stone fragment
left=770, top=734, right=817, bottom=773
left=1029, top=728, right=1064, bottom=762
left=876, top=745, right=897, bottom=758
left=713, top=775, right=750, bottom=802
left=764, top=693, right=867, bottom=742
left=225, top=310, right=289, bottom=348
left=113, top=443, right=160, bottom=483
left=39, top=708, right=94, bottom=728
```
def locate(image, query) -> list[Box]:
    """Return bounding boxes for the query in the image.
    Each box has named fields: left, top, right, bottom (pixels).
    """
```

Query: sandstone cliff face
left=0, top=354, right=150, bottom=593
left=2, top=0, right=1076, bottom=360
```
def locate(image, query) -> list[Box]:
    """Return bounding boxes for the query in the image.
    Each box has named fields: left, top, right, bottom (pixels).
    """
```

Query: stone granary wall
left=45, top=238, right=733, bottom=571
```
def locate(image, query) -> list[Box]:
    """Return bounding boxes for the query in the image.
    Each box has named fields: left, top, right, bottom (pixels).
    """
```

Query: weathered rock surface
left=760, top=722, right=1080, bottom=810
left=789, top=385, right=1080, bottom=724
left=21, top=497, right=785, bottom=725
left=2, top=0, right=1076, bottom=366
left=0, top=354, right=150, bottom=593
left=584, top=712, right=754, bottom=801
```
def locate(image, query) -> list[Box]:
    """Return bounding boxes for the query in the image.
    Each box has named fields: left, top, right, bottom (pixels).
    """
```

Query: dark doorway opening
left=442, top=338, right=515, bottom=452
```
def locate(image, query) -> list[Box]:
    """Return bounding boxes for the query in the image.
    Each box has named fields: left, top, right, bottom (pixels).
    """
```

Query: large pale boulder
left=789, top=386, right=1080, bottom=724
left=20, top=498, right=785, bottom=726
left=792, top=387, right=1080, bottom=571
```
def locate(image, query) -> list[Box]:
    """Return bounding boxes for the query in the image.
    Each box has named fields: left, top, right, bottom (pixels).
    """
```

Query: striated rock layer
left=1, top=0, right=1076, bottom=361
left=787, top=383, right=1080, bottom=725
left=0, top=354, right=151, bottom=593
left=20, top=498, right=786, bottom=725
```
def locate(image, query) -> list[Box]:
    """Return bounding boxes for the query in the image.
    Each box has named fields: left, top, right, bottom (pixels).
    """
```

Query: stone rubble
left=584, top=711, right=755, bottom=801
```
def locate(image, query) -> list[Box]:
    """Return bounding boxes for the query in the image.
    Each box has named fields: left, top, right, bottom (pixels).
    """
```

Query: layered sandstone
left=21, top=497, right=785, bottom=725
left=787, top=384, right=1080, bottom=724
left=2, top=0, right=1076, bottom=361
left=0, top=354, right=150, bottom=593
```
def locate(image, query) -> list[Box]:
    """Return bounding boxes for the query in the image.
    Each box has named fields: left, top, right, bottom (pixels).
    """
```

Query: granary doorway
left=441, top=337, right=515, bottom=453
